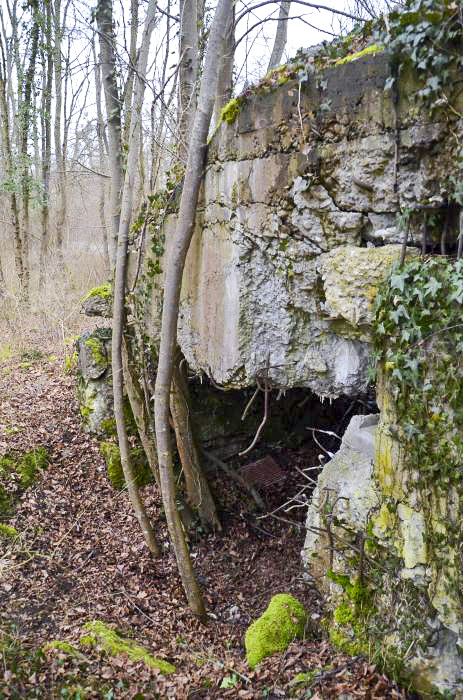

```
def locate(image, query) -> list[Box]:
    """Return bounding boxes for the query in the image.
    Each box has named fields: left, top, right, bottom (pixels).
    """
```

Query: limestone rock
left=76, top=329, right=114, bottom=435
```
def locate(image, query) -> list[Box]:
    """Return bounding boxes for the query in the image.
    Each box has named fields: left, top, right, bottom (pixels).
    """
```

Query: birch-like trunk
left=110, top=0, right=161, bottom=557
left=267, top=1, right=291, bottom=72
left=154, top=0, right=233, bottom=617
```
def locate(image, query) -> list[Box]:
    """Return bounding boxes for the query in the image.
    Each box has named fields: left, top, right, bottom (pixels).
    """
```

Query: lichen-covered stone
left=80, top=620, right=175, bottom=674
left=81, top=284, right=112, bottom=317
left=76, top=328, right=114, bottom=435
left=245, top=594, right=307, bottom=668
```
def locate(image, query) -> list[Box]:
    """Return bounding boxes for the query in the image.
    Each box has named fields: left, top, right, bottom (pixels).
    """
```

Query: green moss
left=100, top=442, right=153, bottom=490
left=245, top=593, right=307, bottom=668
left=219, top=97, right=242, bottom=125
left=334, top=602, right=354, bottom=625
left=329, top=627, right=369, bottom=657
left=17, top=448, right=48, bottom=489
left=335, top=43, right=383, bottom=65
left=83, top=337, right=107, bottom=368
left=79, top=620, right=175, bottom=674
left=81, top=283, right=112, bottom=302
left=0, top=523, right=18, bottom=539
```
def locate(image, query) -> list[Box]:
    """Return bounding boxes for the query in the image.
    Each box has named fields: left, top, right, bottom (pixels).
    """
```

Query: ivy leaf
left=390, top=271, right=408, bottom=292
left=423, top=277, right=442, bottom=297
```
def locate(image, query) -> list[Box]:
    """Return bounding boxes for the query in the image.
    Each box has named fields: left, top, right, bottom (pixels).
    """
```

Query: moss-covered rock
left=335, top=43, right=383, bottom=65
left=100, top=442, right=153, bottom=490
left=245, top=594, right=307, bottom=668
left=80, top=620, right=175, bottom=674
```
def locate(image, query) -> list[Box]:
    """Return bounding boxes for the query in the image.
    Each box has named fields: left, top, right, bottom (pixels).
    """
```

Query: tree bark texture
left=122, top=335, right=160, bottom=488
left=213, top=3, right=235, bottom=122
left=178, top=0, right=198, bottom=161
left=96, top=0, right=123, bottom=268
left=154, top=0, right=233, bottom=617
left=170, top=356, right=221, bottom=532
left=108, top=0, right=160, bottom=557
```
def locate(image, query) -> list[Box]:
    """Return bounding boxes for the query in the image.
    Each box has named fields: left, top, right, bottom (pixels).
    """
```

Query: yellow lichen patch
left=374, top=425, right=404, bottom=501
left=335, top=43, right=383, bottom=65
left=80, top=620, right=176, bottom=674
left=245, top=594, right=307, bottom=669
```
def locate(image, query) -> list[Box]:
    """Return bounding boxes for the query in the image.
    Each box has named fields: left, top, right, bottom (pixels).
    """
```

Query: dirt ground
left=0, top=340, right=416, bottom=699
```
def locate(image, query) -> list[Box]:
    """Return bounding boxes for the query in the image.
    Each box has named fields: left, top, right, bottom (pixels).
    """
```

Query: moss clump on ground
left=245, top=594, right=307, bottom=668
left=0, top=523, right=18, bottom=539
left=81, top=283, right=112, bottom=302
left=80, top=620, right=175, bottom=674
left=0, top=447, right=48, bottom=492
left=100, top=442, right=153, bottom=490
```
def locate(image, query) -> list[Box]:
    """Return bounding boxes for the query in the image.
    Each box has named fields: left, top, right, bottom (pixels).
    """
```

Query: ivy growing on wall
left=373, top=257, right=463, bottom=619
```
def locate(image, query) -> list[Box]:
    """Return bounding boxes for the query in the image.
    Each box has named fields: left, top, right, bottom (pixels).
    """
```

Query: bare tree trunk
left=170, top=355, right=221, bottom=531
left=92, top=35, right=111, bottom=273
left=178, top=0, right=198, bottom=161
left=122, top=335, right=160, bottom=488
left=267, top=1, right=291, bottom=72
left=53, top=0, right=69, bottom=264
left=213, top=3, right=235, bottom=122
left=109, top=0, right=160, bottom=557
left=39, top=0, right=53, bottom=287
left=18, top=5, right=40, bottom=301
left=154, top=0, right=233, bottom=617
left=122, top=0, right=138, bottom=145
left=96, top=0, right=123, bottom=268
left=0, top=40, right=23, bottom=290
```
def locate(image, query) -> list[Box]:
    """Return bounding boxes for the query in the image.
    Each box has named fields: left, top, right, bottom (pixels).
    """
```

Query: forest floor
left=0, top=335, right=417, bottom=699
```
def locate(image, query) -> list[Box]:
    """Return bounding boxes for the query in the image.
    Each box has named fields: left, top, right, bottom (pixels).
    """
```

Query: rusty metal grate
left=238, top=455, right=286, bottom=489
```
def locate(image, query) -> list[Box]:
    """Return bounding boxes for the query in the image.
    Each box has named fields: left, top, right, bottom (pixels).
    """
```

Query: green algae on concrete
left=245, top=594, right=307, bottom=668
left=80, top=620, right=175, bottom=674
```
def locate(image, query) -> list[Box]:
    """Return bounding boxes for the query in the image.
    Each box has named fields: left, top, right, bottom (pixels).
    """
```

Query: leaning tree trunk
left=170, top=353, right=221, bottom=531
left=154, top=0, right=233, bottom=618
left=267, top=0, right=291, bottom=72
left=104, top=0, right=161, bottom=556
